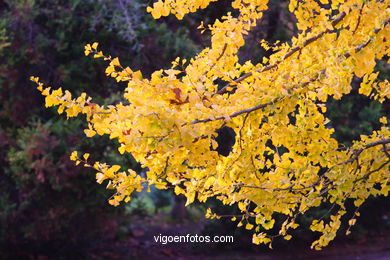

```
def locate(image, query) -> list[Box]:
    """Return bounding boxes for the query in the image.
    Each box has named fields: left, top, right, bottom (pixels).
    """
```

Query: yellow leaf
left=70, top=151, right=78, bottom=161
left=111, top=57, right=121, bottom=67
left=118, top=145, right=126, bottom=154
left=84, top=129, right=96, bottom=137
left=379, top=117, right=387, bottom=124
left=348, top=218, right=356, bottom=226
left=105, top=66, right=115, bottom=75
left=246, top=223, right=254, bottom=230
left=83, top=153, right=90, bottom=160
left=185, top=191, right=196, bottom=206
left=91, top=42, right=98, bottom=50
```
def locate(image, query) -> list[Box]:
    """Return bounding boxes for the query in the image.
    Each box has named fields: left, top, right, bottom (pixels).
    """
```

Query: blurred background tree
left=0, top=0, right=200, bottom=258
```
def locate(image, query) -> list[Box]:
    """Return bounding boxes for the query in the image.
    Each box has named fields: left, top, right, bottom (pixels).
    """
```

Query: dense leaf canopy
left=32, top=0, right=390, bottom=249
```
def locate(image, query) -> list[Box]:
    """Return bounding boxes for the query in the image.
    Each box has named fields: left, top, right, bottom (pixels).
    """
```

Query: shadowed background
left=0, top=0, right=389, bottom=259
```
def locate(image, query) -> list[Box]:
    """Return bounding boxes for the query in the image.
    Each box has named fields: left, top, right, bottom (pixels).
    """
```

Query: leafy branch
left=216, top=11, right=347, bottom=95
left=186, top=16, right=390, bottom=127
left=233, top=138, right=390, bottom=193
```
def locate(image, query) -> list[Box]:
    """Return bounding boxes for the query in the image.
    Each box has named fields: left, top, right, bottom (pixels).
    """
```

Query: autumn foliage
left=32, top=0, right=390, bottom=249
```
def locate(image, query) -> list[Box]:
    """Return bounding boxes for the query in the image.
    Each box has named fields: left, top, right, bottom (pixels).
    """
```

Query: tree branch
left=216, top=11, right=347, bottom=95
left=216, top=14, right=390, bottom=96
left=233, top=138, right=390, bottom=193
left=184, top=70, right=323, bottom=126
left=344, top=17, right=390, bottom=59
left=185, top=17, right=390, bottom=127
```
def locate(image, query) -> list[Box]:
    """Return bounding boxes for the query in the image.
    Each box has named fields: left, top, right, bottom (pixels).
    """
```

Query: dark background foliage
left=0, top=0, right=389, bottom=258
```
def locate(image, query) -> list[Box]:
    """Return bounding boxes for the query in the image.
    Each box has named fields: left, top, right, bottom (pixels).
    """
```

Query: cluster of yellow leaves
left=33, top=0, right=390, bottom=250
left=69, top=151, right=145, bottom=206
left=147, top=0, right=218, bottom=19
